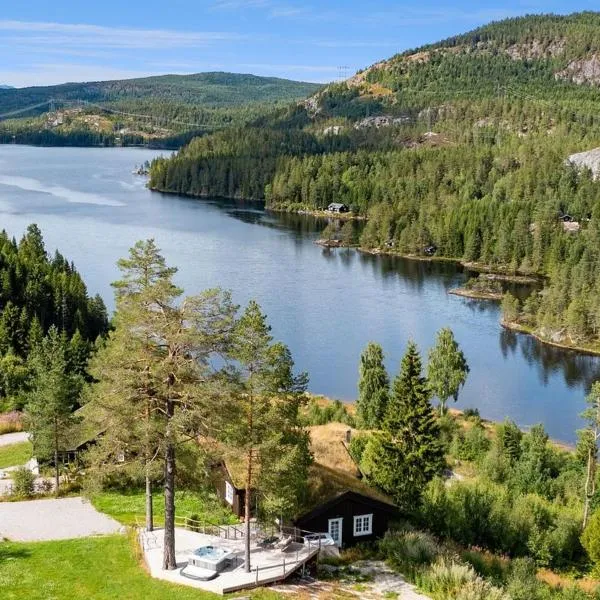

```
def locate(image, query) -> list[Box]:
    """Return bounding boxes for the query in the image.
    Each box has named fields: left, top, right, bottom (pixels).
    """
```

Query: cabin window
left=353, top=514, right=373, bottom=536
left=225, top=481, right=234, bottom=505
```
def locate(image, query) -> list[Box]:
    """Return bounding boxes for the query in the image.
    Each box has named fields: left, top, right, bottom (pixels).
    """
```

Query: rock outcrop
left=567, top=147, right=600, bottom=179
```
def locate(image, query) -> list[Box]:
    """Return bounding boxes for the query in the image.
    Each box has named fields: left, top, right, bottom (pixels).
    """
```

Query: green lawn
left=0, top=441, right=32, bottom=469
left=91, top=488, right=239, bottom=527
left=0, top=535, right=282, bottom=600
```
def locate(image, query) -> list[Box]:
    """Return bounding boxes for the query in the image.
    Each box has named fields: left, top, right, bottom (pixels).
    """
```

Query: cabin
left=214, top=460, right=251, bottom=519
left=327, top=203, right=350, bottom=214
left=56, top=403, right=106, bottom=465
left=213, top=423, right=399, bottom=548
left=294, top=489, right=397, bottom=548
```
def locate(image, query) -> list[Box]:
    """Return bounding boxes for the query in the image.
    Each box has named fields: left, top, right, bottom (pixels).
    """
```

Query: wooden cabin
left=327, top=203, right=350, bottom=214
left=214, top=423, right=399, bottom=547
left=294, top=489, right=397, bottom=548
left=214, top=460, right=250, bottom=519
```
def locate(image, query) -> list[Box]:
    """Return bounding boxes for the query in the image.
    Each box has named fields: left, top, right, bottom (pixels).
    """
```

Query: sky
left=0, top=1, right=599, bottom=87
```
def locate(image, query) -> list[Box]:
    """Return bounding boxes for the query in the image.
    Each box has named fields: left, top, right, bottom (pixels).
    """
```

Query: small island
left=449, top=275, right=504, bottom=300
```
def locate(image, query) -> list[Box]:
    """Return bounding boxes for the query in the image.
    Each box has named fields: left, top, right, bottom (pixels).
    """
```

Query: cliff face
left=568, top=148, right=600, bottom=179
left=556, top=55, right=600, bottom=85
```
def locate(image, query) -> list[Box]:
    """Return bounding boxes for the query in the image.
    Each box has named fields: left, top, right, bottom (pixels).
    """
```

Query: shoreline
left=501, top=320, right=600, bottom=357
left=448, top=288, right=503, bottom=301
left=358, top=247, right=540, bottom=282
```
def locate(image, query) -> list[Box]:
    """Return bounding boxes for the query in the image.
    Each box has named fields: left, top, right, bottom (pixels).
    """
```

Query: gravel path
left=273, top=560, right=430, bottom=599
left=0, top=496, right=122, bottom=541
left=0, top=432, right=29, bottom=447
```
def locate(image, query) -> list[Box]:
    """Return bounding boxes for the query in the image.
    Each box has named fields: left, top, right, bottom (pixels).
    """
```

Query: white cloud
left=0, top=20, right=245, bottom=50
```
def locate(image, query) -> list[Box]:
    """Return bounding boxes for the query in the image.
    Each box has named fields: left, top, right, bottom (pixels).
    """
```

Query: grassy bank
left=0, top=535, right=281, bottom=600
left=0, top=441, right=32, bottom=469
left=91, top=488, right=238, bottom=526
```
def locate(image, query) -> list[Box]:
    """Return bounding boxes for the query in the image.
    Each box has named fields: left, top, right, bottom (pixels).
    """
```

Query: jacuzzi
left=187, top=545, right=237, bottom=573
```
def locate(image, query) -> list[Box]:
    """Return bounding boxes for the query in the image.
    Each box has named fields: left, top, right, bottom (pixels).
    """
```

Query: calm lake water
left=0, top=145, right=598, bottom=443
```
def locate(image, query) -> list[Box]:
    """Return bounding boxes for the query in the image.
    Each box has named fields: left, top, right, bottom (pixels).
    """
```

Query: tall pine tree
left=363, top=341, right=444, bottom=508
left=357, top=342, right=389, bottom=428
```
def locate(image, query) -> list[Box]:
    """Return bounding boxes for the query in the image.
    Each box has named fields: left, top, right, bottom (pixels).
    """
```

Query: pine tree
left=89, top=240, right=237, bottom=570
left=227, top=300, right=310, bottom=573
left=25, top=326, right=82, bottom=493
left=365, top=341, right=445, bottom=508
left=357, top=342, right=389, bottom=428
left=427, top=328, right=469, bottom=415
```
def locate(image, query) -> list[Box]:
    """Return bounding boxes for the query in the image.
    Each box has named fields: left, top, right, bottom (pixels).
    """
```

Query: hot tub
left=187, top=545, right=237, bottom=573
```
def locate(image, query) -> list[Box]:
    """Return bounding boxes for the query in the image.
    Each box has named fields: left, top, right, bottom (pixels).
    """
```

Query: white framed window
left=225, top=481, right=234, bottom=505
left=353, top=514, right=373, bottom=536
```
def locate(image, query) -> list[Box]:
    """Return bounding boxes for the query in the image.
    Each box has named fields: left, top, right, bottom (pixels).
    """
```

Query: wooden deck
left=140, top=527, right=320, bottom=595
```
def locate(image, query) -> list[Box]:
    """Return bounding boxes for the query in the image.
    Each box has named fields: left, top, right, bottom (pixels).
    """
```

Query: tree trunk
left=145, top=469, right=154, bottom=532
left=162, top=398, right=176, bottom=570
left=54, top=447, right=60, bottom=496
left=584, top=437, right=597, bottom=530
left=54, top=421, right=60, bottom=496
left=244, top=447, right=253, bottom=573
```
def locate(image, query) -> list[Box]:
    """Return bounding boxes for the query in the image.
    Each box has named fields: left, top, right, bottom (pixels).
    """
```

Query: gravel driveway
left=0, top=432, right=29, bottom=447
left=0, top=496, right=122, bottom=541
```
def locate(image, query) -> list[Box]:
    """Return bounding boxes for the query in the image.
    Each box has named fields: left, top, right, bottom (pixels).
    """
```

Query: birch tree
left=580, top=382, right=600, bottom=529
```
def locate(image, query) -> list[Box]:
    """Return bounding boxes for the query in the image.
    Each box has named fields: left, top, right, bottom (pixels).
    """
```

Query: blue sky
left=1, top=1, right=598, bottom=87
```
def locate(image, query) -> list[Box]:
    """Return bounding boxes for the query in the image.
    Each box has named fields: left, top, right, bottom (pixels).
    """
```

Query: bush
left=462, top=408, right=481, bottom=420
left=581, top=510, right=600, bottom=573
left=451, top=424, right=491, bottom=462
left=418, top=558, right=477, bottom=597
left=11, top=466, right=35, bottom=497
left=301, top=398, right=355, bottom=426
left=348, top=434, right=369, bottom=465
left=454, top=578, right=510, bottom=600
left=504, top=558, right=543, bottom=600
left=379, top=530, right=440, bottom=570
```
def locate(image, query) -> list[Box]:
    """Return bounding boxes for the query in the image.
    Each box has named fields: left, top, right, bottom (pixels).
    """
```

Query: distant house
left=562, top=220, right=581, bottom=233
left=559, top=214, right=574, bottom=222
left=327, top=203, right=350, bottom=214
left=213, top=423, right=399, bottom=548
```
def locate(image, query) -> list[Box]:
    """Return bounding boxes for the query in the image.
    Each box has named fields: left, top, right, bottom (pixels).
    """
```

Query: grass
left=91, top=488, right=239, bottom=527
left=0, top=412, right=24, bottom=435
left=0, top=535, right=283, bottom=600
left=0, top=441, right=32, bottom=469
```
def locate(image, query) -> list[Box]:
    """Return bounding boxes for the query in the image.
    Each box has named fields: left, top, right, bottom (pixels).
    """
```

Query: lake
left=0, top=145, right=598, bottom=443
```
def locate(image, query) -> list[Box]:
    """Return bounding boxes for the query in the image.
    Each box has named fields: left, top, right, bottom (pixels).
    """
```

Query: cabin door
left=328, top=517, right=343, bottom=547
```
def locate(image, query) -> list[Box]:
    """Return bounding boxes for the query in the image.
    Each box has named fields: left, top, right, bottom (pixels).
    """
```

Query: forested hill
left=0, top=72, right=321, bottom=113
left=0, top=73, right=321, bottom=148
left=150, top=12, right=600, bottom=351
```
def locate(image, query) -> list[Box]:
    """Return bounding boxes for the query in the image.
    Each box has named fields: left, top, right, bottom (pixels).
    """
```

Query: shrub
left=451, top=424, right=490, bottom=462
left=581, top=510, right=600, bottom=573
left=454, top=578, right=510, bottom=600
left=462, top=408, right=481, bottom=420
left=11, top=466, right=35, bottom=497
left=461, top=549, right=507, bottom=584
left=348, top=434, right=369, bottom=465
left=418, top=558, right=477, bottom=597
left=379, top=530, right=440, bottom=570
